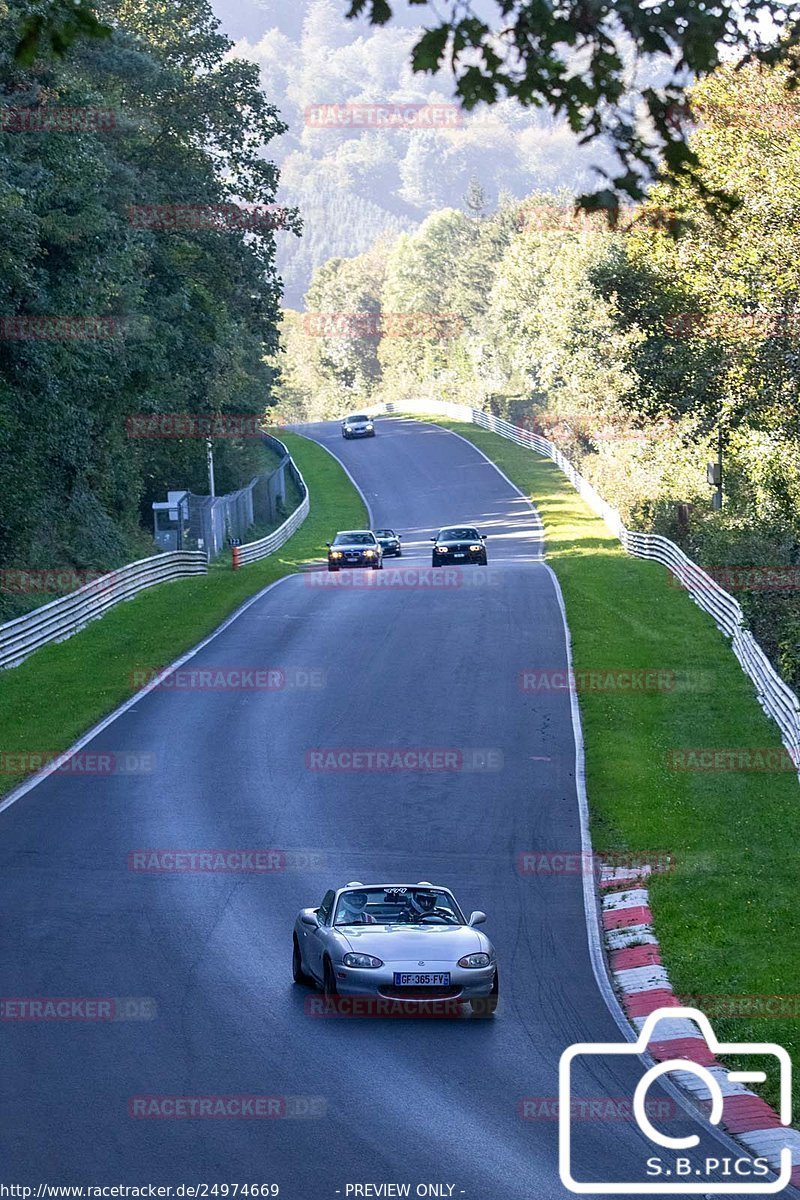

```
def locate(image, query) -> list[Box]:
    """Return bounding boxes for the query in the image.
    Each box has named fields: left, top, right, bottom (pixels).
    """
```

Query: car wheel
left=323, top=957, right=338, bottom=999
left=292, top=936, right=309, bottom=985
left=396, top=548, right=402, bottom=557
left=470, top=970, right=498, bottom=1017
left=432, top=559, right=440, bottom=568
left=480, top=555, right=488, bottom=565
left=328, top=565, right=339, bottom=573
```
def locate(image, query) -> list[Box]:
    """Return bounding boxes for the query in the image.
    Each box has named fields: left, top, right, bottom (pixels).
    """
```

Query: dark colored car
left=431, top=526, right=487, bottom=567
left=327, top=530, right=383, bottom=572
left=374, top=528, right=402, bottom=557
left=341, top=414, right=375, bottom=439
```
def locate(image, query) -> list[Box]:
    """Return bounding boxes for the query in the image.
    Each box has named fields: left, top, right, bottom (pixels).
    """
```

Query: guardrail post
left=232, top=545, right=241, bottom=570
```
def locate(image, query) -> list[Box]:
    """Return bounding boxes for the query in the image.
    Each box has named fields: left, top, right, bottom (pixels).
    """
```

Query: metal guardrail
left=232, top=444, right=309, bottom=568
left=1, top=436, right=308, bottom=667
left=0, top=551, right=207, bottom=670
left=372, top=399, right=800, bottom=769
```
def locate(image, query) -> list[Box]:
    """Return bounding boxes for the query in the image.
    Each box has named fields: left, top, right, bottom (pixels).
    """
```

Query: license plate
left=453, top=552, right=466, bottom=558
left=393, top=972, right=450, bottom=987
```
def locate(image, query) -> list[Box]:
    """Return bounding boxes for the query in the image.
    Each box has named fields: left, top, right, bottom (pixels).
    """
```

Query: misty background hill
left=214, top=0, right=618, bottom=306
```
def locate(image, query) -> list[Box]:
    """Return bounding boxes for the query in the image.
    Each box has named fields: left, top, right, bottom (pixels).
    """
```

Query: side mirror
left=468, top=910, right=486, bottom=927
left=430, top=537, right=436, bottom=542
left=301, top=910, right=319, bottom=927
left=325, top=542, right=331, bottom=548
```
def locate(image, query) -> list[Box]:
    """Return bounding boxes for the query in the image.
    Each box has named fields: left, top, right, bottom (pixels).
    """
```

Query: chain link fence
left=154, top=435, right=294, bottom=560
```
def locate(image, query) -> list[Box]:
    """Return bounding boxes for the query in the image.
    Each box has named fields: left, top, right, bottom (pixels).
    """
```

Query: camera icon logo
left=559, top=1006, right=792, bottom=1193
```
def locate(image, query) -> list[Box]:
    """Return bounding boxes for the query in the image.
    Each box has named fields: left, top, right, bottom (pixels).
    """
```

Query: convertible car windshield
left=333, top=887, right=464, bottom=926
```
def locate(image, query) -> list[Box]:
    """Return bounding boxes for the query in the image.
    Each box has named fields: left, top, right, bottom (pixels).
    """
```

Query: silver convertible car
left=292, top=882, right=499, bottom=1015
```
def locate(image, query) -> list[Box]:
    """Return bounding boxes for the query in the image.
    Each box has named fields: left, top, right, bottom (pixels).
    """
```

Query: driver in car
left=407, top=890, right=443, bottom=921
left=339, top=891, right=377, bottom=925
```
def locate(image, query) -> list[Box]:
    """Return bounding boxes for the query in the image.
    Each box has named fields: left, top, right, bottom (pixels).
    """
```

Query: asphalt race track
left=0, top=416, right=777, bottom=1198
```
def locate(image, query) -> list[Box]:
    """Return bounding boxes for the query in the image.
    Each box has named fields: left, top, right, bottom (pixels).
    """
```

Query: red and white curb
left=599, top=864, right=800, bottom=1187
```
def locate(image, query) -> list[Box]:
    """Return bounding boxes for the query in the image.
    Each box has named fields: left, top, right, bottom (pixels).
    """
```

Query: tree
left=298, top=240, right=390, bottom=405
left=0, top=0, right=293, bottom=600
left=464, top=175, right=488, bottom=218
left=345, top=0, right=800, bottom=213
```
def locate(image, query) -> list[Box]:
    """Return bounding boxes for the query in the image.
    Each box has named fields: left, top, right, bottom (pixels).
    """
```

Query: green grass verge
left=415, top=415, right=800, bottom=1109
left=0, top=431, right=365, bottom=795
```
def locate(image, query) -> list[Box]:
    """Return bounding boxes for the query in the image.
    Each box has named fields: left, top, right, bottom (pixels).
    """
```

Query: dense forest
left=234, top=0, right=622, bottom=305
left=0, top=0, right=294, bottom=616
left=277, top=57, right=800, bottom=689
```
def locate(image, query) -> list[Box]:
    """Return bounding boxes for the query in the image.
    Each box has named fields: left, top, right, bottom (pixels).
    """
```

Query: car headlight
left=363, top=549, right=375, bottom=557
left=330, top=551, right=343, bottom=558
left=469, top=544, right=482, bottom=552
left=343, top=953, right=383, bottom=968
left=435, top=545, right=448, bottom=553
left=458, top=953, right=491, bottom=968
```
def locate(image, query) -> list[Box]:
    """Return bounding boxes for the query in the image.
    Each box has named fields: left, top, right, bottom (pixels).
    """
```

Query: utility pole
left=707, top=426, right=723, bottom=510
left=206, top=438, right=216, bottom=497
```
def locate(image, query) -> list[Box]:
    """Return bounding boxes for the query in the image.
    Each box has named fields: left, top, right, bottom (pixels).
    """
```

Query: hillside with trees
left=0, top=0, right=292, bottom=617
left=231, top=0, right=619, bottom=305
left=277, top=56, right=800, bottom=688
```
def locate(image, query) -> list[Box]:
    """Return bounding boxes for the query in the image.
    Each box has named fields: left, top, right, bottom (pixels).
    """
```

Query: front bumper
left=343, top=427, right=374, bottom=437
left=433, top=550, right=485, bottom=564
left=328, top=554, right=380, bottom=569
left=333, top=960, right=496, bottom=1002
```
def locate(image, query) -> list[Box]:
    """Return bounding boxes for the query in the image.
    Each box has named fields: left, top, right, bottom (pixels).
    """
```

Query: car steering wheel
left=416, top=911, right=459, bottom=924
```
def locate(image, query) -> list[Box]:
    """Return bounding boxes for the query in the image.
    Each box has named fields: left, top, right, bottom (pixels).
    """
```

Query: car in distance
left=326, top=530, right=383, bottom=572
left=342, top=414, right=375, bottom=439
left=374, top=528, right=402, bottom=557
left=292, top=882, right=498, bottom=1015
left=431, top=526, right=487, bottom=567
